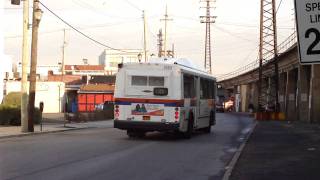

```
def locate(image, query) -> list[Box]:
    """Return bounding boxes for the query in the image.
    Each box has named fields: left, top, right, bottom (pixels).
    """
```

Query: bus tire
left=211, top=110, right=216, bottom=126
left=136, top=131, right=146, bottom=138
left=127, top=130, right=136, bottom=138
left=183, top=113, right=194, bottom=139
left=204, top=111, right=214, bottom=133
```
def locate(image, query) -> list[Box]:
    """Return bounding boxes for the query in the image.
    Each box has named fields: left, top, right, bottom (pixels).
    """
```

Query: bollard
left=39, top=101, right=44, bottom=131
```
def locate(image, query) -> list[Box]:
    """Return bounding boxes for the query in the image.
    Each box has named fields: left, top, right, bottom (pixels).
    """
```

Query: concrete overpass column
left=278, top=72, right=287, bottom=112
left=286, top=68, right=298, bottom=121
left=240, top=84, right=250, bottom=112
left=297, top=65, right=311, bottom=122
left=251, top=82, right=259, bottom=112
left=234, top=85, right=240, bottom=112
left=310, top=65, right=320, bottom=123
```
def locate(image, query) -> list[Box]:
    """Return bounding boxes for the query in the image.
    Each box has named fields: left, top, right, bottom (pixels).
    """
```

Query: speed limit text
left=306, top=2, right=320, bottom=23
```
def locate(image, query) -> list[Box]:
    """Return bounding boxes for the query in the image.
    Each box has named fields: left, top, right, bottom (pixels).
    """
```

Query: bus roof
left=122, top=58, right=216, bottom=80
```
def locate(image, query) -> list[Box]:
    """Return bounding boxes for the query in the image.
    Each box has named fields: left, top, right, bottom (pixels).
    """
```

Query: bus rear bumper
left=114, top=120, right=179, bottom=132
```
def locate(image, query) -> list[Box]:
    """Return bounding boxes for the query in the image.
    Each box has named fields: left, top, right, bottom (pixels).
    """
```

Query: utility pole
left=200, top=0, right=216, bottom=74
left=160, top=5, right=172, bottom=57
left=21, top=0, right=30, bottom=133
left=142, top=11, right=147, bottom=62
left=28, top=0, right=43, bottom=132
left=61, top=29, right=67, bottom=80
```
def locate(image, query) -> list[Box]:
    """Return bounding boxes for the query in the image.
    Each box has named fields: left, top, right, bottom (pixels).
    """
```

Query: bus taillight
left=115, top=105, right=120, bottom=119
left=174, top=107, right=179, bottom=121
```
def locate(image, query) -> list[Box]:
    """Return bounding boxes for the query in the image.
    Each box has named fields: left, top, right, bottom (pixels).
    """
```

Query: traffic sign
left=294, top=0, right=320, bottom=64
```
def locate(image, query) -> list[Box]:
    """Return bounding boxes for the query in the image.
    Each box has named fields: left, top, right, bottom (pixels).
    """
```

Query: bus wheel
left=127, top=130, right=136, bottom=138
left=183, top=114, right=194, bottom=139
left=204, top=111, right=214, bottom=133
left=136, top=131, right=146, bottom=138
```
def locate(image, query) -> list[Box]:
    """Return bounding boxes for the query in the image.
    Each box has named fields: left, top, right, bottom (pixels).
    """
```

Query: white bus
left=114, top=58, right=217, bottom=138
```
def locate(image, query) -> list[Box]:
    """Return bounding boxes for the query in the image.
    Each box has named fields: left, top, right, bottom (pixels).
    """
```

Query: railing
left=217, top=31, right=297, bottom=82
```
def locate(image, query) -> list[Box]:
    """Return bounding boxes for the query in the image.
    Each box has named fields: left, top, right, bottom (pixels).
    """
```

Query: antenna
left=160, top=5, right=173, bottom=57
left=157, top=29, right=164, bottom=57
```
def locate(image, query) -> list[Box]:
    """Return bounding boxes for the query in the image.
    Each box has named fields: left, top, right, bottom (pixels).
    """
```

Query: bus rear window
left=149, top=77, right=164, bottom=86
left=132, top=76, right=147, bottom=86
left=131, top=76, right=165, bottom=86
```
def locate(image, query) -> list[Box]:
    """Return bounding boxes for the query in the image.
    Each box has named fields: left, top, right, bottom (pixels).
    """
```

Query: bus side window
left=209, top=80, right=215, bottom=99
left=200, top=78, right=210, bottom=99
left=183, top=75, right=195, bottom=98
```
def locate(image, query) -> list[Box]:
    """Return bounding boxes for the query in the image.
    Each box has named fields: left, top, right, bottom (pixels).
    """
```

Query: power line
left=172, top=15, right=292, bottom=30
left=39, top=1, right=129, bottom=53
left=276, top=0, right=283, bottom=13
left=5, top=20, right=141, bottom=39
left=122, top=0, right=142, bottom=12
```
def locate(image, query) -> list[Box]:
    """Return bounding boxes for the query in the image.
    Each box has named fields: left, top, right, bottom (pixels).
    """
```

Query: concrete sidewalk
left=0, top=120, right=114, bottom=139
left=229, top=121, right=320, bottom=180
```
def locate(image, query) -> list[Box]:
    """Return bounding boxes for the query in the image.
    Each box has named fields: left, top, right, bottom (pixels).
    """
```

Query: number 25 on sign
left=294, top=0, right=320, bottom=64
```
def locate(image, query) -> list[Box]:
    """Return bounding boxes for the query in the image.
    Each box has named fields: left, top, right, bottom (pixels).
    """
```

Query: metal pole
left=258, top=0, right=264, bottom=112
left=143, top=10, right=147, bottom=62
left=62, top=29, right=66, bottom=80
left=164, top=6, right=167, bottom=57
left=21, top=0, right=30, bottom=133
left=160, top=5, right=172, bottom=57
left=28, top=0, right=42, bottom=132
left=271, top=0, right=279, bottom=112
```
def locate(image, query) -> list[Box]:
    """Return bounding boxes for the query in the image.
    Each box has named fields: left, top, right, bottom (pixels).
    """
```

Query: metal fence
left=217, top=31, right=297, bottom=82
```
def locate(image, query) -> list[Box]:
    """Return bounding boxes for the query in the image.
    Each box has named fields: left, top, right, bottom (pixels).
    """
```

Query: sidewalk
left=230, top=121, right=320, bottom=180
left=0, top=120, right=114, bottom=139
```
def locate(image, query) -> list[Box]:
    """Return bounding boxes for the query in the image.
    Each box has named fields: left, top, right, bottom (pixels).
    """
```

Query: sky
left=2, top=0, right=295, bottom=76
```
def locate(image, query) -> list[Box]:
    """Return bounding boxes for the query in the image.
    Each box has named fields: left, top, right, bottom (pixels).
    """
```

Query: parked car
left=224, top=100, right=234, bottom=112
left=95, top=101, right=114, bottom=111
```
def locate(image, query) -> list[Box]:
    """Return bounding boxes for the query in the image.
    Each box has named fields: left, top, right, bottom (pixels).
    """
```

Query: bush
left=0, top=105, right=41, bottom=126
left=2, top=92, right=21, bottom=106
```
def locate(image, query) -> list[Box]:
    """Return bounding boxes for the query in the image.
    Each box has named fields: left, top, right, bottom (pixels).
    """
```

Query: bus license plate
left=143, top=116, right=150, bottom=120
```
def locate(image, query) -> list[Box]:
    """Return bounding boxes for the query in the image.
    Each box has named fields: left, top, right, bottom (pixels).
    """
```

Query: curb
left=222, top=121, right=258, bottom=180
left=0, top=126, right=95, bottom=140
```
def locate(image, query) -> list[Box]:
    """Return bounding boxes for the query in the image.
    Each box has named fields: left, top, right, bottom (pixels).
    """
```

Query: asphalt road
left=0, top=113, right=254, bottom=180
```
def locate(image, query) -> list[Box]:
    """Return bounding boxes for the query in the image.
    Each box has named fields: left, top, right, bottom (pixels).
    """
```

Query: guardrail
left=217, top=31, right=297, bottom=82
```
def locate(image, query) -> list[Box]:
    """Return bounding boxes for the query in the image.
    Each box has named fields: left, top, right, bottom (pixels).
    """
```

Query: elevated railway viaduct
left=218, top=45, right=320, bottom=123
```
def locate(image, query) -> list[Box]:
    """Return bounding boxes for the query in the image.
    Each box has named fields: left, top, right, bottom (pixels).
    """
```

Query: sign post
left=294, top=0, right=320, bottom=64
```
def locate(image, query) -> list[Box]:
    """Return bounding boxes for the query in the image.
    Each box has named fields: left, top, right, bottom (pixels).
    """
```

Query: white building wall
left=99, top=49, right=144, bottom=73
left=16, top=65, right=62, bottom=79
left=6, top=81, right=65, bottom=113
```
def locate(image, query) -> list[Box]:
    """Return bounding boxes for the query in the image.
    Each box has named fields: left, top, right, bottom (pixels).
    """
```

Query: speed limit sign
left=294, top=0, right=320, bottom=64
